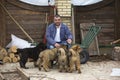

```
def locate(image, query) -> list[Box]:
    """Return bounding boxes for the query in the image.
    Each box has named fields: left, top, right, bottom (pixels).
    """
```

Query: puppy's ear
left=77, top=46, right=82, bottom=53
left=72, top=46, right=77, bottom=51
left=71, top=45, right=79, bottom=51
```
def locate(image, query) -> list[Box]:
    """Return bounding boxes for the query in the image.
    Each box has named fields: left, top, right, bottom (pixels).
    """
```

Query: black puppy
left=17, top=42, right=46, bottom=69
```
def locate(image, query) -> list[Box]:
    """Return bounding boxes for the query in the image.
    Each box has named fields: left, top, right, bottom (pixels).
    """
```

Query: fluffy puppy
left=17, top=42, right=46, bottom=69
left=68, top=45, right=82, bottom=73
left=57, top=48, right=68, bottom=72
left=37, top=48, right=58, bottom=72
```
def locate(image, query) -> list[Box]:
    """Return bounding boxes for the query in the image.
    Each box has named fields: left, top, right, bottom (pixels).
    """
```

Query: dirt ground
left=0, top=59, right=120, bottom=80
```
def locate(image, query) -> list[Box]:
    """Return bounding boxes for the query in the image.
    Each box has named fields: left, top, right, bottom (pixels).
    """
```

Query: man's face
left=54, top=17, right=61, bottom=26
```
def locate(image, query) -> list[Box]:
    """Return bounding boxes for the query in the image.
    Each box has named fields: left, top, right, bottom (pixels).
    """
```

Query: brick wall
left=55, top=0, right=72, bottom=29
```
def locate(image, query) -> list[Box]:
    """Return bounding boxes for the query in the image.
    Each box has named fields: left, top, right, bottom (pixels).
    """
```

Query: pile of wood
left=0, top=46, right=20, bottom=63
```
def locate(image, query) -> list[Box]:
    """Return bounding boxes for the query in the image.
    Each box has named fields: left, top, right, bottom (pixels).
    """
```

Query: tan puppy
left=37, top=48, right=58, bottom=72
left=68, top=45, right=82, bottom=73
left=57, top=48, right=68, bottom=72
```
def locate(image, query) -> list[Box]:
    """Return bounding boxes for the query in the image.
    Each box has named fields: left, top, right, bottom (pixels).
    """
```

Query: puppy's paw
left=44, top=68, right=50, bottom=72
left=78, top=70, right=81, bottom=73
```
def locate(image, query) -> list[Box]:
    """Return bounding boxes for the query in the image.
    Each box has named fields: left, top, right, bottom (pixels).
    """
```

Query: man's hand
left=54, top=43, right=61, bottom=48
left=67, top=39, right=72, bottom=44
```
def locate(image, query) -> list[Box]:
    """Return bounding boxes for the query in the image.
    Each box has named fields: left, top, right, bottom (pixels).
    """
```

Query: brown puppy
left=57, top=48, right=68, bottom=72
left=37, top=48, right=58, bottom=72
left=68, top=45, right=82, bottom=73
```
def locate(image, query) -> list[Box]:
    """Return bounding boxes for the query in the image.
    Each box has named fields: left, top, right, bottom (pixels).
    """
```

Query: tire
left=80, top=49, right=89, bottom=64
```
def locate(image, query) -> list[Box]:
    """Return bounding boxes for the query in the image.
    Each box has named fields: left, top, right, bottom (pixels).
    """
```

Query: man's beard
left=55, top=23, right=60, bottom=26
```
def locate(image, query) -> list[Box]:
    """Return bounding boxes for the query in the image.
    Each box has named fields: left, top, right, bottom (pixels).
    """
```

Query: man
left=46, top=14, right=73, bottom=49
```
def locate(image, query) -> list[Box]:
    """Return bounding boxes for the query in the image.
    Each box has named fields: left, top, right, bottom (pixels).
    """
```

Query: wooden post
left=71, top=5, right=75, bottom=43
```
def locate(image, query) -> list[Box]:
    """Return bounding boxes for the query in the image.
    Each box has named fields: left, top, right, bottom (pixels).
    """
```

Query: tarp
left=71, top=0, right=103, bottom=6
left=19, top=0, right=55, bottom=6
left=20, top=0, right=102, bottom=6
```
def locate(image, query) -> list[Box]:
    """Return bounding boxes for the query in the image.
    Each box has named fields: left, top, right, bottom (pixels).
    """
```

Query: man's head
left=54, top=14, right=61, bottom=26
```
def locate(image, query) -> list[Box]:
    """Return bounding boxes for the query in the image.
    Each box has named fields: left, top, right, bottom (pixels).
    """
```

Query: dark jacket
left=46, top=23, right=73, bottom=47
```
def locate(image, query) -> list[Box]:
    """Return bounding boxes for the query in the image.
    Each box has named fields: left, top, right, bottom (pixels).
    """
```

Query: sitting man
left=45, top=14, right=73, bottom=49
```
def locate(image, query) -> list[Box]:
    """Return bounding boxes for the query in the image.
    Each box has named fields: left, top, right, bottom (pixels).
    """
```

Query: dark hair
left=54, top=14, right=61, bottom=18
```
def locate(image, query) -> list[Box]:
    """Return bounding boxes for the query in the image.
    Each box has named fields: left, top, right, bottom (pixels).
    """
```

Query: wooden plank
left=0, top=73, right=5, bottom=80
left=114, top=0, right=120, bottom=39
left=16, top=67, right=30, bottom=80
left=0, top=0, right=6, bottom=47
left=79, top=19, right=114, bottom=24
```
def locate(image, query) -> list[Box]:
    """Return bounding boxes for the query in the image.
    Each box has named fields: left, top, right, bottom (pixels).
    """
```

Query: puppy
left=17, top=42, right=46, bottom=69
left=68, top=45, right=82, bottom=73
left=57, top=48, right=68, bottom=72
left=37, top=48, right=58, bottom=72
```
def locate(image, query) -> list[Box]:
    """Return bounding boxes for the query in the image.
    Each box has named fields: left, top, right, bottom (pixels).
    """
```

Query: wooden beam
left=71, top=6, right=75, bottom=43
left=0, top=73, right=5, bottom=80
left=16, top=67, right=30, bottom=80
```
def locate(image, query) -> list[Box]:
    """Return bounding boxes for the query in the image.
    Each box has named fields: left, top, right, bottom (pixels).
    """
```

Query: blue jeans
left=47, top=41, right=71, bottom=49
